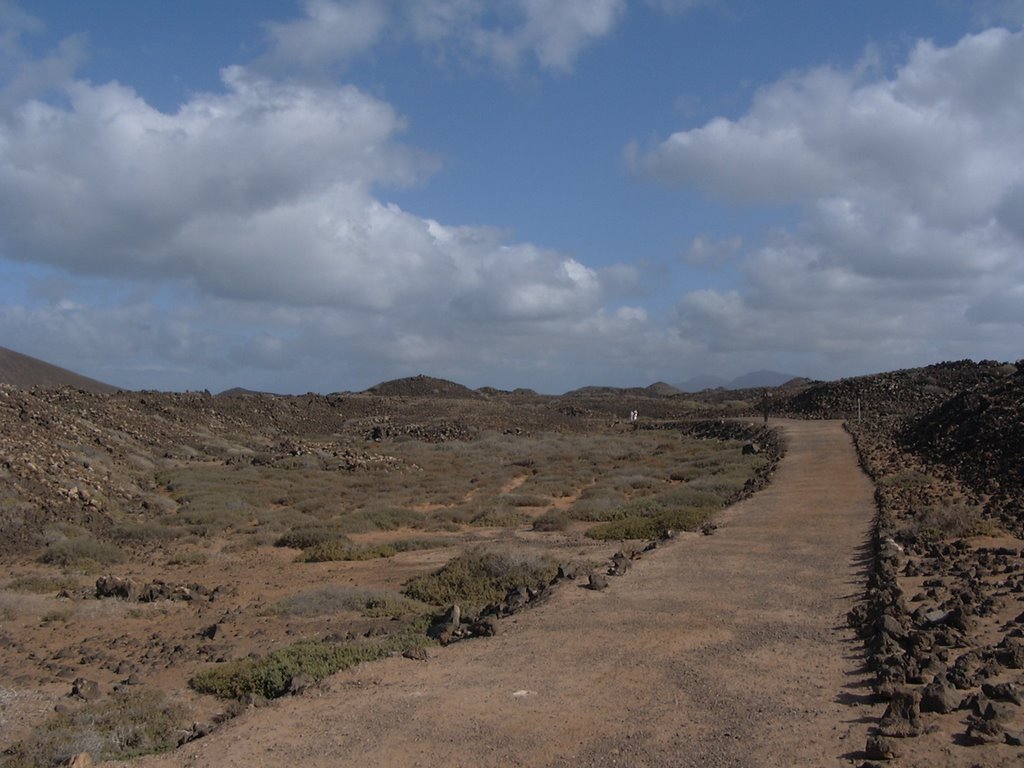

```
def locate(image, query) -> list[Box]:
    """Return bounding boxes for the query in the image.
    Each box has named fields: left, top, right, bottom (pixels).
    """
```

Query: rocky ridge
left=841, top=364, right=1024, bottom=763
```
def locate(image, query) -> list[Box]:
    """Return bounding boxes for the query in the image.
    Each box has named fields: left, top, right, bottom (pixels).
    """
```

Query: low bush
left=909, top=499, right=992, bottom=541
left=166, top=551, right=208, bottom=566
left=470, top=507, right=530, bottom=528
left=532, top=509, right=570, bottom=532
left=190, top=619, right=432, bottom=700
left=585, top=506, right=715, bottom=541
left=572, top=496, right=661, bottom=523
left=109, top=521, right=186, bottom=544
left=498, top=493, right=550, bottom=507
left=299, top=538, right=436, bottom=563
left=38, top=537, right=126, bottom=570
left=337, top=506, right=423, bottom=533
left=403, top=550, right=557, bottom=613
left=269, top=587, right=428, bottom=618
left=6, top=574, right=80, bottom=594
left=2, top=690, right=184, bottom=767
left=567, top=493, right=628, bottom=521
left=684, top=473, right=749, bottom=496
left=274, top=526, right=350, bottom=550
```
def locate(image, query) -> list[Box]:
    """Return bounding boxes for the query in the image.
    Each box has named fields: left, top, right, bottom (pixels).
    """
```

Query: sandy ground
left=131, top=420, right=881, bottom=767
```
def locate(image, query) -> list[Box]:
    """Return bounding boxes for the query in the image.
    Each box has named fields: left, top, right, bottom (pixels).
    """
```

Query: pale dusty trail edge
left=135, top=419, right=882, bottom=768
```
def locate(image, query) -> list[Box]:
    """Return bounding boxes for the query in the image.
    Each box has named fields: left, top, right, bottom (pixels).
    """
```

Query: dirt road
left=137, top=419, right=880, bottom=767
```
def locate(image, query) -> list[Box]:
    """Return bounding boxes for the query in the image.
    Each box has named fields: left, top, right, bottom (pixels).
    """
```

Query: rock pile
left=903, top=365, right=1024, bottom=535
left=847, top=409, right=1024, bottom=761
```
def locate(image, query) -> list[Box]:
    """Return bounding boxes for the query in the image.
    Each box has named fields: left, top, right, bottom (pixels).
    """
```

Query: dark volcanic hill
left=216, top=387, right=282, bottom=398
left=365, top=374, right=478, bottom=398
left=902, top=363, right=1024, bottom=511
left=0, top=345, right=119, bottom=394
left=562, top=382, right=682, bottom=398
left=779, top=360, right=1015, bottom=419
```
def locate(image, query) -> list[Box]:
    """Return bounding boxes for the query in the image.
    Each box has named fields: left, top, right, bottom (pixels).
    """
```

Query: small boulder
left=921, top=677, right=960, bottom=714
left=402, top=647, right=430, bottom=661
left=983, top=682, right=1023, bottom=705
left=555, top=564, right=578, bottom=581
left=878, top=688, right=923, bottom=737
left=864, top=734, right=901, bottom=760
left=71, top=678, right=102, bottom=701
left=608, top=552, right=631, bottom=576
left=95, top=576, right=137, bottom=601
left=586, top=573, right=608, bottom=591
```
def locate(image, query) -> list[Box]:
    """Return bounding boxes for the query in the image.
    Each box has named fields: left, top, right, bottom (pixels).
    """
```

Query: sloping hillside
left=902, top=364, right=1024, bottom=525
left=365, top=374, right=478, bottom=398
left=0, top=346, right=119, bottom=394
left=780, top=360, right=1014, bottom=419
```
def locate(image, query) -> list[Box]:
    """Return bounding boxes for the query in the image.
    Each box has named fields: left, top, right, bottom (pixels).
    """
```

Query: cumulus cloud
left=682, top=234, right=743, bottom=267
left=0, top=63, right=613, bottom=318
left=264, top=0, right=388, bottom=68
left=643, top=0, right=713, bottom=14
left=638, top=27, right=1024, bottom=375
left=0, top=1, right=86, bottom=108
left=268, top=0, right=627, bottom=74
left=0, top=30, right=663, bottom=391
left=969, top=0, right=1024, bottom=26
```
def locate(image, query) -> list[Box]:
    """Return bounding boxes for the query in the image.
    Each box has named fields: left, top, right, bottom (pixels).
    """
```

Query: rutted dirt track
left=135, top=420, right=881, bottom=767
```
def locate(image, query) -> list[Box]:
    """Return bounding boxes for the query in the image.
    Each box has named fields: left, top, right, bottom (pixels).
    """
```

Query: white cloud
left=969, top=0, right=1024, bottom=26
left=0, top=1, right=86, bottom=108
left=268, top=0, right=627, bottom=75
left=643, top=0, right=712, bottom=14
left=638, top=27, right=1024, bottom=375
left=682, top=234, right=743, bottom=267
left=0, top=66, right=608, bottom=318
left=265, top=0, right=388, bottom=68
left=0, top=50, right=666, bottom=392
left=515, top=0, right=627, bottom=71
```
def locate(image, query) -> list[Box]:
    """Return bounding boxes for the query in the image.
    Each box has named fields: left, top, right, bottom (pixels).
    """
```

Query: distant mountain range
left=676, top=370, right=805, bottom=393
left=0, top=345, right=119, bottom=394
left=0, top=345, right=806, bottom=400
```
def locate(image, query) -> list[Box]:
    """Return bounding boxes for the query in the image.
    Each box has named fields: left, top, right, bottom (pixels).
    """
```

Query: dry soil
left=132, top=419, right=881, bottom=767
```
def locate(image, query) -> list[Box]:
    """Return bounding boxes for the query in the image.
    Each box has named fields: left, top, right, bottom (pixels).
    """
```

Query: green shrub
left=190, top=619, right=432, bottom=700
left=268, top=587, right=428, bottom=618
left=109, top=521, right=186, bottom=544
left=656, top=486, right=722, bottom=508
left=166, top=551, right=208, bottom=566
left=498, top=493, right=550, bottom=507
left=684, top=474, right=748, bottom=495
left=910, top=499, right=991, bottom=541
left=585, top=506, right=715, bottom=541
left=585, top=516, right=660, bottom=541
left=2, top=690, right=184, bottom=767
left=403, top=550, right=557, bottom=613
left=6, top=574, right=80, bottom=594
left=470, top=507, right=530, bottom=528
left=300, top=539, right=436, bottom=563
left=532, top=509, right=570, bottom=532
left=341, top=506, right=422, bottom=532
left=38, top=537, right=126, bottom=570
left=572, top=496, right=663, bottom=524
left=274, top=526, right=350, bottom=550
left=567, top=492, right=628, bottom=521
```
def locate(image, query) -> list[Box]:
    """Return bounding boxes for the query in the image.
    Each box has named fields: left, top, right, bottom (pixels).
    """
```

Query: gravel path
left=135, top=419, right=880, bottom=768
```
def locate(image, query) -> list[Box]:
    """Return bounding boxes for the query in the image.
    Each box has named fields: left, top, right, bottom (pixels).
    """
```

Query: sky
left=1, top=0, right=1023, bottom=394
